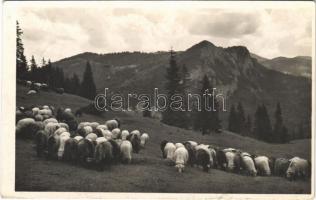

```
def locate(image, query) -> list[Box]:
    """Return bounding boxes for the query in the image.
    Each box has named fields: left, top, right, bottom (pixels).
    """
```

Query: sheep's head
left=175, top=164, right=185, bottom=173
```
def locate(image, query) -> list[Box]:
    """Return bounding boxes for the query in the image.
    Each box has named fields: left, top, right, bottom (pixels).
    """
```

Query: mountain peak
left=187, top=40, right=216, bottom=51
left=225, top=46, right=250, bottom=58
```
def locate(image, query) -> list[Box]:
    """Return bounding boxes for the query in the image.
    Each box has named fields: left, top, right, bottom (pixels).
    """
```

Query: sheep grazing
left=164, top=142, right=176, bottom=160
left=45, top=122, right=61, bottom=137
left=120, top=140, right=133, bottom=164
left=43, top=118, right=58, bottom=126
left=175, top=143, right=184, bottom=149
left=131, top=130, right=141, bottom=137
left=57, top=132, right=71, bottom=160
left=64, top=108, right=72, bottom=114
left=173, top=147, right=189, bottom=173
left=140, top=133, right=149, bottom=148
left=16, top=118, right=42, bottom=139
left=94, top=141, right=113, bottom=171
left=85, top=133, right=98, bottom=142
left=96, top=137, right=107, bottom=145
left=121, top=130, right=129, bottom=140
left=105, top=119, right=119, bottom=131
left=111, top=128, right=121, bottom=139
left=54, top=127, right=68, bottom=136
left=34, top=114, right=44, bottom=121
left=27, top=90, right=37, bottom=95
left=102, top=130, right=113, bottom=140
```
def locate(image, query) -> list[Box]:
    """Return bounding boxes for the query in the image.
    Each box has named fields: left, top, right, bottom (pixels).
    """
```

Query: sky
left=15, top=2, right=313, bottom=62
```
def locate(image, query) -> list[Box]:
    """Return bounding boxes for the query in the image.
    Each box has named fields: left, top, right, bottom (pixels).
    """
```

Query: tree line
left=16, top=21, right=97, bottom=100
left=228, top=102, right=291, bottom=143
left=162, top=50, right=303, bottom=143
left=162, top=50, right=221, bottom=135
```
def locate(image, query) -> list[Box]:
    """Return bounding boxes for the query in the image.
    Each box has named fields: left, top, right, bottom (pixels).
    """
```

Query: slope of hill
left=258, top=56, right=312, bottom=78
left=15, top=85, right=311, bottom=193
left=52, top=40, right=311, bottom=137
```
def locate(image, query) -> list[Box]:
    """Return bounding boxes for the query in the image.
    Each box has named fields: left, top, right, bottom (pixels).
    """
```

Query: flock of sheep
left=16, top=105, right=149, bottom=170
left=15, top=104, right=310, bottom=180
left=17, top=80, right=64, bottom=95
left=160, top=140, right=311, bottom=181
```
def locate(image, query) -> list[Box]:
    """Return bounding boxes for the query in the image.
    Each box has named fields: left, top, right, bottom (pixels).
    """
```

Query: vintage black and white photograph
left=3, top=1, right=314, bottom=197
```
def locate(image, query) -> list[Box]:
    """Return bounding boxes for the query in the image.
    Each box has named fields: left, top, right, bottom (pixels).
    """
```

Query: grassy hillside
left=16, top=85, right=311, bottom=193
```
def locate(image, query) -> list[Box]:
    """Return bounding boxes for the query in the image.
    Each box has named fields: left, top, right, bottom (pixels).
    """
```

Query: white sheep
left=85, top=133, right=98, bottom=142
left=173, top=147, right=189, bottom=173
left=120, top=140, right=132, bottom=164
left=34, top=114, right=44, bottom=121
left=111, top=128, right=121, bottom=139
left=27, top=90, right=37, bottom=95
left=164, top=142, right=176, bottom=160
left=43, top=118, right=58, bottom=126
left=175, top=143, right=184, bottom=149
left=105, top=119, right=119, bottom=131
left=140, top=133, right=149, bottom=148
left=32, top=107, right=40, bottom=116
left=121, top=130, right=129, bottom=140
left=131, top=130, right=141, bottom=137
left=54, top=127, right=68, bottom=136
left=102, top=130, right=113, bottom=140
left=57, top=132, right=71, bottom=160
left=74, top=135, right=83, bottom=142
left=96, top=137, right=107, bottom=144
left=44, top=122, right=61, bottom=137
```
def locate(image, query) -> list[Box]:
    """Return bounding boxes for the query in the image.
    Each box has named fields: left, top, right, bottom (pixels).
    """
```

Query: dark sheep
left=195, top=149, right=210, bottom=172
left=127, top=133, right=141, bottom=154
left=183, top=142, right=196, bottom=167
left=77, top=139, right=95, bottom=167
left=160, top=140, right=168, bottom=158
left=47, top=135, right=59, bottom=160
left=216, top=149, right=227, bottom=170
left=108, top=139, right=121, bottom=163
left=274, top=158, right=290, bottom=177
left=35, top=130, right=48, bottom=157
left=63, top=138, right=79, bottom=163
left=94, top=141, right=113, bottom=171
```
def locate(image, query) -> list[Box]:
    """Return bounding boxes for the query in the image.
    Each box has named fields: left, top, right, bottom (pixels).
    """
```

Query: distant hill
left=52, top=40, right=311, bottom=137
left=250, top=54, right=312, bottom=78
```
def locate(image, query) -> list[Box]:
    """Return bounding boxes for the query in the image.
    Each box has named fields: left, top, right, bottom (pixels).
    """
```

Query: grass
left=15, top=85, right=311, bottom=193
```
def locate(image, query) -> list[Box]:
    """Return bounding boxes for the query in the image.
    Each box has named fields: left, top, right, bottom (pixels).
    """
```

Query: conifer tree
left=195, top=75, right=221, bottom=135
left=236, top=102, right=246, bottom=135
left=273, top=102, right=289, bottom=143
left=245, top=114, right=252, bottom=136
left=254, top=104, right=272, bottom=142
left=29, top=55, right=38, bottom=82
left=162, top=50, right=188, bottom=129
left=80, top=61, right=97, bottom=100
left=16, top=21, right=28, bottom=79
left=228, top=104, right=238, bottom=132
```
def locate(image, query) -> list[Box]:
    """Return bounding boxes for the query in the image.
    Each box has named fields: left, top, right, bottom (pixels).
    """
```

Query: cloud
left=188, top=11, right=261, bottom=38
left=15, top=4, right=313, bottom=61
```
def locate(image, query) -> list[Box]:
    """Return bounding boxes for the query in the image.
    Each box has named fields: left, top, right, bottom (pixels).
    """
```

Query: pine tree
left=254, top=104, right=273, bottom=142
left=41, top=57, right=46, bottom=67
left=16, top=21, right=28, bottom=80
left=29, top=55, right=38, bottom=82
left=236, top=102, right=246, bottom=135
left=272, top=102, right=289, bottom=143
left=47, top=60, right=53, bottom=87
left=245, top=114, right=252, bottom=136
left=80, top=61, right=97, bottom=100
left=195, top=75, right=221, bottom=135
left=162, top=50, right=188, bottom=129
left=228, top=104, right=238, bottom=132
left=71, top=73, right=80, bottom=95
